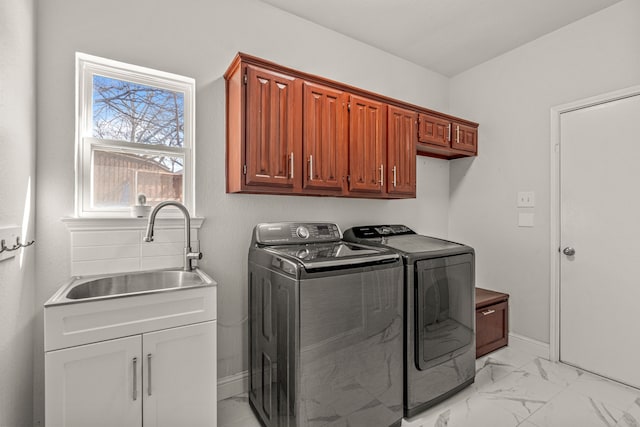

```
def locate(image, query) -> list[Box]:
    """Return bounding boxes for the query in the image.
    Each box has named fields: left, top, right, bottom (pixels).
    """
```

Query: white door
left=142, top=321, right=217, bottom=427
left=45, top=335, right=142, bottom=427
left=560, top=93, right=640, bottom=388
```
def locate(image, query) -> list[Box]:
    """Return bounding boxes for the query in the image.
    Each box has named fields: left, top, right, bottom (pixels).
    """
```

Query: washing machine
left=248, top=222, right=404, bottom=427
left=343, top=225, right=475, bottom=418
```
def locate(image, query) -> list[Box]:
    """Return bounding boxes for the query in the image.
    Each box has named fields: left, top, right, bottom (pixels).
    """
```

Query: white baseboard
left=508, top=332, right=550, bottom=359
left=217, top=370, right=249, bottom=401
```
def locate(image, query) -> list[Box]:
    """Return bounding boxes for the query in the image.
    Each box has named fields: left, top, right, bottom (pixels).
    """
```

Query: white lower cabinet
left=143, top=322, right=217, bottom=427
left=45, top=321, right=216, bottom=427
left=45, top=335, right=141, bottom=427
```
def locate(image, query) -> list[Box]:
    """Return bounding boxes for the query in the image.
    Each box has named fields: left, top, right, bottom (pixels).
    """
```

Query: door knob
left=563, top=247, right=576, bottom=256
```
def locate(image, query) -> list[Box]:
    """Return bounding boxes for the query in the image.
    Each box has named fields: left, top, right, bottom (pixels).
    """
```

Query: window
left=75, top=53, right=195, bottom=217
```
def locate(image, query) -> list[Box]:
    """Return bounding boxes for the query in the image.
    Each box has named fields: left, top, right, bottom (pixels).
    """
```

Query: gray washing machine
left=343, top=225, right=475, bottom=418
left=248, top=222, right=404, bottom=427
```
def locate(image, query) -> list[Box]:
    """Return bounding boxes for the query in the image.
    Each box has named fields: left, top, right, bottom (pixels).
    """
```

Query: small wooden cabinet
left=451, top=121, right=478, bottom=154
left=418, top=113, right=478, bottom=159
left=475, top=287, right=509, bottom=358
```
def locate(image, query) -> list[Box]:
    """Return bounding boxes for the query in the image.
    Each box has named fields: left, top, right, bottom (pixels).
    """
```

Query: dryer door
left=414, top=253, right=474, bottom=370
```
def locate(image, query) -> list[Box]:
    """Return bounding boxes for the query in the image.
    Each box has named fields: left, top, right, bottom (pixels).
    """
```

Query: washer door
left=414, top=253, right=474, bottom=370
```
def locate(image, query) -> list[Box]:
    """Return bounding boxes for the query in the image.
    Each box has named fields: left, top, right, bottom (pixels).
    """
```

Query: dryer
left=343, top=225, right=475, bottom=418
left=248, top=222, right=404, bottom=427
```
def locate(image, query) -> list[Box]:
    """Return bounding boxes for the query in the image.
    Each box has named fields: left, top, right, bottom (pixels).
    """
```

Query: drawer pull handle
left=482, top=309, right=496, bottom=316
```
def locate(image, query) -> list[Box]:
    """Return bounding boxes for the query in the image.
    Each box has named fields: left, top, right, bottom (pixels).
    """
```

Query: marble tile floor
left=218, top=346, right=640, bottom=427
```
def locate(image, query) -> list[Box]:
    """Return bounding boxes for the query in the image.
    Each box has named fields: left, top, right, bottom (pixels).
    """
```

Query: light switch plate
left=518, top=213, right=535, bottom=227
left=517, top=191, right=535, bottom=207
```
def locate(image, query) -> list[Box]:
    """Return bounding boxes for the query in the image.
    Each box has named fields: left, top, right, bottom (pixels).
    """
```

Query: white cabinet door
left=142, top=321, right=217, bottom=427
left=45, top=335, right=142, bottom=427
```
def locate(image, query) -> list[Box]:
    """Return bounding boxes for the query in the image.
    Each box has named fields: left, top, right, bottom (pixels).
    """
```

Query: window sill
left=62, top=216, right=205, bottom=232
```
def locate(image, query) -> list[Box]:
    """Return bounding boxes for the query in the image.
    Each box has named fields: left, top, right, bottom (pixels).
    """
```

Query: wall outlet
left=517, top=191, right=535, bottom=207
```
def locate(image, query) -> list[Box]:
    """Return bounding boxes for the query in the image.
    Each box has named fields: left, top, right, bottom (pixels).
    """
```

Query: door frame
left=549, top=84, right=640, bottom=362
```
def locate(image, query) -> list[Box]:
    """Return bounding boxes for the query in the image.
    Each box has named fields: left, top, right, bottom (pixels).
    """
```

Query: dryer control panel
left=346, top=225, right=415, bottom=239
left=254, top=222, right=341, bottom=245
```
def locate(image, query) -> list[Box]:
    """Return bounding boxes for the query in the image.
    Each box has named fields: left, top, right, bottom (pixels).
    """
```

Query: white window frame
left=75, top=52, right=196, bottom=218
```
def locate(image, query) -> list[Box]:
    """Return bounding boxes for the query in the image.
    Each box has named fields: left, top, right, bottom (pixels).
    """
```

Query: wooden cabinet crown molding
left=225, top=52, right=478, bottom=129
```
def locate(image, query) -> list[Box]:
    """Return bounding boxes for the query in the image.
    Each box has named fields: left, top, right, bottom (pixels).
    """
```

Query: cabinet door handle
left=482, top=309, right=496, bottom=316
left=132, top=357, right=138, bottom=401
left=447, top=124, right=451, bottom=142
left=393, top=166, right=397, bottom=188
left=456, top=126, right=460, bottom=144
left=379, top=164, right=384, bottom=187
left=289, top=152, right=294, bottom=179
left=147, top=353, right=152, bottom=396
left=309, top=155, right=313, bottom=181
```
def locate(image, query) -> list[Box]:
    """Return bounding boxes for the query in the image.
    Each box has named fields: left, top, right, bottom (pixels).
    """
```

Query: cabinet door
left=348, top=94, right=387, bottom=194
left=418, top=113, right=450, bottom=147
left=142, top=321, right=217, bottom=427
left=451, top=122, right=478, bottom=154
left=476, top=301, right=508, bottom=358
left=387, top=106, right=417, bottom=196
left=303, top=82, right=347, bottom=192
left=45, top=335, right=141, bottom=427
left=245, top=65, right=302, bottom=190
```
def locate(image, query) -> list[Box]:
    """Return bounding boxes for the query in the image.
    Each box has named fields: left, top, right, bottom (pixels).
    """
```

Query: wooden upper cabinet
left=348, top=95, right=387, bottom=195
left=451, top=122, right=478, bottom=153
left=225, top=53, right=478, bottom=198
left=418, top=113, right=478, bottom=158
left=387, top=106, right=417, bottom=197
left=418, top=113, right=450, bottom=148
left=302, top=82, right=347, bottom=192
left=245, top=65, right=302, bottom=190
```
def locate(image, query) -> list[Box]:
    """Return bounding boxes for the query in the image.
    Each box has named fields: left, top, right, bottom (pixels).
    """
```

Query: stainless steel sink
left=46, top=268, right=214, bottom=305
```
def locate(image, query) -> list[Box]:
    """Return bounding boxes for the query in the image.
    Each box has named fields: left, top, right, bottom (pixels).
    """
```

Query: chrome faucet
left=143, top=201, right=202, bottom=271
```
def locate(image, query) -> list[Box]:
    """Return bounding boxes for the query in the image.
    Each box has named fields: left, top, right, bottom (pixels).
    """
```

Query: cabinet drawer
left=475, top=288, right=509, bottom=358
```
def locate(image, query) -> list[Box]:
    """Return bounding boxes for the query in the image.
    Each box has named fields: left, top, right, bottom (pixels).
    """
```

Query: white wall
left=34, top=0, right=450, bottom=423
left=0, top=0, right=36, bottom=425
left=448, top=0, right=640, bottom=343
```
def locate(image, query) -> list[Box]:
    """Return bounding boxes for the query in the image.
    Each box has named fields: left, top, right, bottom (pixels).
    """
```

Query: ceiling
left=259, top=0, right=621, bottom=76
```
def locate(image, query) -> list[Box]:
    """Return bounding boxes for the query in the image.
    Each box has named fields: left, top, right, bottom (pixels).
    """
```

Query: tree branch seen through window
left=92, top=75, right=184, bottom=173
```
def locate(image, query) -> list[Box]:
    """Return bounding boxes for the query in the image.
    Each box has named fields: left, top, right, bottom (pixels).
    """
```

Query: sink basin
left=46, top=268, right=214, bottom=305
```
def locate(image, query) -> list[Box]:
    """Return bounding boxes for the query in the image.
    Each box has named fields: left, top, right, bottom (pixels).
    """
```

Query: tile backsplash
left=66, top=220, right=200, bottom=276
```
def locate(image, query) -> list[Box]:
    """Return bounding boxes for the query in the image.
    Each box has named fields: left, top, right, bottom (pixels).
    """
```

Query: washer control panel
left=295, top=226, right=310, bottom=239
left=254, top=222, right=341, bottom=245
